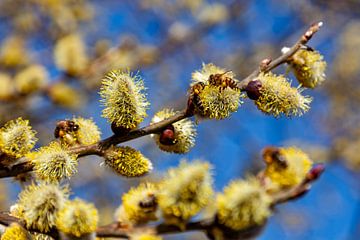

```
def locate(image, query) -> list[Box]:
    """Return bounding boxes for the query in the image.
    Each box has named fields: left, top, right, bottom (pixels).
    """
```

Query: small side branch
left=0, top=22, right=323, bottom=179
left=237, top=21, right=323, bottom=90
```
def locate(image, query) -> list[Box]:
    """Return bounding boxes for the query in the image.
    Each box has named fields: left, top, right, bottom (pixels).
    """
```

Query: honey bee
left=189, top=82, right=206, bottom=113
left=139, top=193, right=158, bottom=213
left=54, top=120, right=79, bottom=139
left=262, top=147, right=288, bottom=168
left=208, top=71, right=239, bottom=90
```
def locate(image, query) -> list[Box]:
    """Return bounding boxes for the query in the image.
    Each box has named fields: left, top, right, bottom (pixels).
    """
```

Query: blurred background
left=0, top=0, right=359, bottom=239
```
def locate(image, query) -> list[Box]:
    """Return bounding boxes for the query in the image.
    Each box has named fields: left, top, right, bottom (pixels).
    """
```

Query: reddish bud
left=260, top=58, right=272, bottom=70
left=306, top=163, right=325, bottom=182
left=159, top=125, right=177, bottom=145
left=245, top=80, right=262, bottom=100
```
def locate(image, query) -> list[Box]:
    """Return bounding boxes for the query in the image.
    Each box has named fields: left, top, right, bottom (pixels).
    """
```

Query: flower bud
left=158, top=161, right=213, bottom=227
left=254, top=72, right=312, bottom=117
left=1, top=223, right=31, bottom=240
left=0, top=118, right=37, bottom=160
left=48, top=82, right=84, bottom=109
left=289, top=47, right=326, bottom=88
left=190, top=63, right=243, bottom=119
left=100, top=70, right=149, bottom=130
left=115, top=183, right=158, bottom=225
left=244, top=79, right=262, bottom=100
left=216, top=178, right=271, bottom=231
left=56, top=198, right=98, bottom=238
left=17, top=183, right=69, bottom=232
left=29, top=141, right=78, bottom=183
left=14, top=65, right=49, bottom=95
left=151, top=109, right=196, bottom=154
left=104, top=146, right=152, bottom=177
left=54, top=34, right=88, bottom=76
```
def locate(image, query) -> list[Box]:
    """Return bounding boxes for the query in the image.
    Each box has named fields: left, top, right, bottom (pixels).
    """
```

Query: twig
left=271, top=163, right=325, bottom=205
left=0, top=110, right=189, bottom=178
left=237, top=21, right=323, bottom=90
left=0, top=166, right=323, bottom=239
left=0, top=22, right=324, bottom=179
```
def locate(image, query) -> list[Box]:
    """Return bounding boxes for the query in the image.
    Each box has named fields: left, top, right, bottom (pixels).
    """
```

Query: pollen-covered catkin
left=190, top=63, right=243, bottom=119
left=158, top=161, right=213, bottom=227
left=14, top=65, right=49, bottom=94
left=263, top=147, right=313, bottom=191
left=48, top=82, right=84, bottom=109
left=216, top=178, right=271, bottom=231
left=17, top=183, right=69, bottom=232
left=254, top=72, right=312, bottom=117
left=0, top=223, right=31, bottom=240
left=0, top=72, right=14, bottom=100
left=100, top=70, right=149, bottom=130
left=115, top=183, right=158, bottom=225
left=72, top=117, right=101, bottom=145
left=104, top=146, right=152, bottom=177
left=29, top=141, right=78, bottom=183
left=151, top=109, right=196, bottom=153
left=288, top=48, right=326, bottom=88
left=56, top=198, right=98, bottom=238
left=54, top=34, right=88, bottom=76
left=0, top=118, right=37, bottom=159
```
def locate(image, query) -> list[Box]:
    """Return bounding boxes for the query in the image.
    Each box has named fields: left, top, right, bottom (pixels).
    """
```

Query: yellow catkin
left=1, top=223, right=30, bottom=240
left=0, top=73, right=14, bottom=100
left=0, top=36, right=29, bottom=67
left=158, top=161, right=213, bottom=226
left=290, top=48, right=326, bottom=88
left=100, top=70, right=149, bottom=130
left=54, top=34, right=88, bottom=75
left=17, top=183, right=69, bottom=232
left=56, top=198, right=98, bottom=237
left=216, top=178, right=271, bottom=230
left=197, top=3, right=229, bottom=25
left=48, top=82, right=84, bottom=109
left=68, top=117, right=101, bottom=145
left=14, top=65, right=49, bottom=94
left=115, top=183, right=158, bottom=225
left=191, top=63, right=243, bottom=119
left=0, top=118, right=37, bottom=159
left=255, top=72, right=312, bottom=117
left=104, top=146, right=152, bottom=177
left=29, top=141, right=78, bottom=183
left=151, top=109, right=196, bottom=153
left=264, top=147, right=313, bottom=191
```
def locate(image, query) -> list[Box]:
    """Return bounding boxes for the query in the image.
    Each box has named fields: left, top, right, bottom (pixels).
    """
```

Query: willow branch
left=237, top=21, right=323, bottom=90
left=0, top=110, right=189, bottom=178
left=0, top=22, right=323, bottom=179
left=0, top=167, right=323, bottom=239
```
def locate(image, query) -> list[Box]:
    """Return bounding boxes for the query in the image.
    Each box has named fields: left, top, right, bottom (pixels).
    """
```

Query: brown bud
left=260, top=58, right=272, bottom=70
left=245, top=80, right=262, bottom=100
left=306, top=163, right=325, bottom=182
left=111, top=122, right=131, bottom=135
left=159, top=125, right=177, bottom=145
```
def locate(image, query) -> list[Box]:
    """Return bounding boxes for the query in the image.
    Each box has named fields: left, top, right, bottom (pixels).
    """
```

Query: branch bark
left=0, top=21, right=324, bottom=180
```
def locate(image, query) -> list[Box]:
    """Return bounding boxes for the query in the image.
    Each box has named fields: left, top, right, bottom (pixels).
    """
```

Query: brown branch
left=237, top=21, right=323, bottom=90
left=0, top=110, right=189, bottom=178
left=0, top=21, right=324, bottom=179
left=0, top=165, right=323, bottom=239
left=0, top=212, right=60, bottom=240
left=271, top=163, right=325, bottom=205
